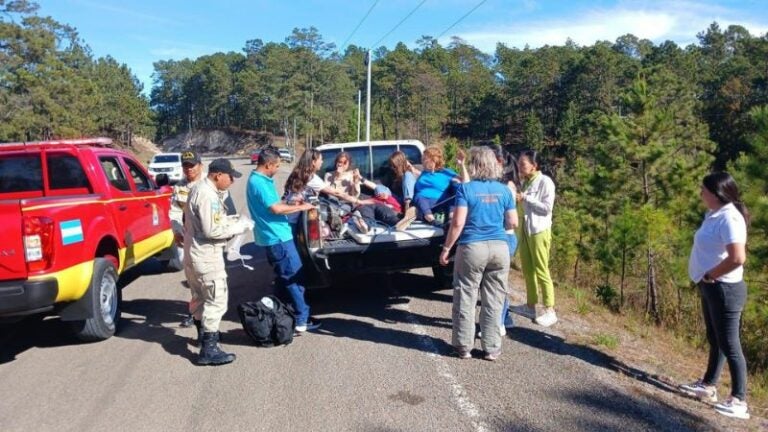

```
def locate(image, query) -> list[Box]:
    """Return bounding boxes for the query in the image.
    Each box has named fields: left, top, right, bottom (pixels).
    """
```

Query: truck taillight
left=306, top=208, right=321, bottom=249
left=24, top=216, right=55, bottom=271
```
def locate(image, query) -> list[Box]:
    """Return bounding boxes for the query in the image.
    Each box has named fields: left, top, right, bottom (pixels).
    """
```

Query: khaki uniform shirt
left=184, top=177, right=240, bottom=281
left=169, top=174, right=205, bottom=236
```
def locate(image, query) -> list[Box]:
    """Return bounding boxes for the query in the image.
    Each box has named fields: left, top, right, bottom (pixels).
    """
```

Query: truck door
left=98, top=156, right=145, bottom=267
left=121, top=157, right=163, bottom=245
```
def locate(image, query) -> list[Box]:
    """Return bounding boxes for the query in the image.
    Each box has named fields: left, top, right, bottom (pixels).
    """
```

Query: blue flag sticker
left=60, top=219, right=84, bottom=245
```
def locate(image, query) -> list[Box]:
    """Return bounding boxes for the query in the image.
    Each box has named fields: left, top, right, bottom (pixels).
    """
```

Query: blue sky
left=36, top=0, right=768, bottom=94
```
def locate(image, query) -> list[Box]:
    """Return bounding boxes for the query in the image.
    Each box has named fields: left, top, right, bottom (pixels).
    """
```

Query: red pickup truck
left=0, top=138, right=175, bottom=341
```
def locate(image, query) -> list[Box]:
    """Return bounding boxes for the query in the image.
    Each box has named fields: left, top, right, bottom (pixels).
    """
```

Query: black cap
left=208, top=158, right=242, bottom=178
left=181, top=150, right=201, bottom=165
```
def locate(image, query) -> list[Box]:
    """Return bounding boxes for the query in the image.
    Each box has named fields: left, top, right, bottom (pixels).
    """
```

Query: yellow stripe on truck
left=29, top=259, right=95, bottom=303
left=117, top=229, right=175, bottom=272
left=28, top=229, right=174, bottom=302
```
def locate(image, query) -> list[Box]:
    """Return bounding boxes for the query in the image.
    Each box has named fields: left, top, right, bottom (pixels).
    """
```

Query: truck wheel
left=71, top=257, right=121, bottom=342
left=432, top=265, right=453, bottom=289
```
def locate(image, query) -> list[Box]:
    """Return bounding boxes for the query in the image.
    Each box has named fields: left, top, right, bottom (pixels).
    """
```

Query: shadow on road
left=119, top=298, right=197, bottom=364
left=494, top=386, right=716, bottom=432
left=0, top=316, right=83, bottom=364
left=508, top=326, right=682, bottom=396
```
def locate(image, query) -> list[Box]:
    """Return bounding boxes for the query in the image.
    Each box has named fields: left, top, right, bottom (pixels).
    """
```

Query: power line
left=339, top=0, right=380, bottom=52
left=436, top=0, right=488, bottom=40
left=371, top=0, right=428, bottom=48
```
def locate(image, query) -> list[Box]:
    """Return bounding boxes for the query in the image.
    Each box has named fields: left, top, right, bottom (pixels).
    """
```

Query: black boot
left=193, top=319, right=203, bottom=347
left=197, top=332, right=236, bottom=366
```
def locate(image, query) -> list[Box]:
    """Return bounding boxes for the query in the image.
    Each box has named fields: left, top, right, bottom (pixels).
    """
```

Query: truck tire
left=71, top=257, right=121, bottom=341
left=432, top=265, right=453, bottom=289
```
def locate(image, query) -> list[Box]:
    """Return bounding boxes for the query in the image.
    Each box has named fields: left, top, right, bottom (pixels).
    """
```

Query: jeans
left=357, top=203, right=399, bottom=226
left=699, top=280, right=748, bottom=400
left=265, top=240, right=310, bottom=326
left=500, top=233, right=518, bottom=328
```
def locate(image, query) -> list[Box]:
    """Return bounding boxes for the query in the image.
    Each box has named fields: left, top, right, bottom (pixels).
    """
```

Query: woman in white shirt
left=514, top=149, right=557, bottom=327
left=680, top=172, right=750, bottom=420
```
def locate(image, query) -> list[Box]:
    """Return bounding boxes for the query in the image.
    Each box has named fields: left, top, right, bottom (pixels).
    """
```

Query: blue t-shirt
left=246, top=171, right=293, bottom=246
left=414, top=168, right=457, bottom=200
left=455, top=180, right=515, bottom=245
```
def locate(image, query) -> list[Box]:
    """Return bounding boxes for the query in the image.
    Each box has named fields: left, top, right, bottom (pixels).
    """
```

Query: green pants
left=518, top=228, right=554, bottom=307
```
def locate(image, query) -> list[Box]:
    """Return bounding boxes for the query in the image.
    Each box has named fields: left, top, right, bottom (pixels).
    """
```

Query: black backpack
left=237, top=296, right=296, bottom=347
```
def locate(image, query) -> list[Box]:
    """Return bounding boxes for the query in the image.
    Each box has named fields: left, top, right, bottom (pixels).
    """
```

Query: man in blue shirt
left=246, top=148, right=320, bottom=332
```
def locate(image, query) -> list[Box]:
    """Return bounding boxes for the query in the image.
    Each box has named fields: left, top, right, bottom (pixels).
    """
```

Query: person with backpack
left=247, top=148, right=321, bottom=334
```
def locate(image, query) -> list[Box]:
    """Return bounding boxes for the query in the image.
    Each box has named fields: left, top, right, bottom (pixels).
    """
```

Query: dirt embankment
left=160, top=129, right=275, bottom=156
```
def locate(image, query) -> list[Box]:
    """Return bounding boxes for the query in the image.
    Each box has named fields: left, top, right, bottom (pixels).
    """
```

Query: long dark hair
left=702, top=171, right=750, bottom=226
left=489, top=144, right=519, bottom=188
left=285, top=149, right=321, bottom=194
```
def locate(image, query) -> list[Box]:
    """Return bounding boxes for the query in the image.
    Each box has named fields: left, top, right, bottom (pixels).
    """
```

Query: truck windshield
left=153, top=155, right=180, bottom=163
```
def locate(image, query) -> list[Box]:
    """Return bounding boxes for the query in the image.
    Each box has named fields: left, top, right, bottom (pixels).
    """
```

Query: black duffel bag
left=237, top=295, right=296, bottom=347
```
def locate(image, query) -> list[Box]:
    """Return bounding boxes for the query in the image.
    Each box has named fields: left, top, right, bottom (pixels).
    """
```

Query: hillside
left=160, top=129, right=276, bottom=155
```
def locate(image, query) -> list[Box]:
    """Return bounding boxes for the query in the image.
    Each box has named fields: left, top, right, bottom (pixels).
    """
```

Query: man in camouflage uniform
left=184, top=158, right=251, bottom=366
left=169, top=151, right=205, bottom=328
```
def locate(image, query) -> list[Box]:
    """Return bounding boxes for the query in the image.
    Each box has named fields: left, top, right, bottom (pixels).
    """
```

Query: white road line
left=391, top=300, right=490, bottom=432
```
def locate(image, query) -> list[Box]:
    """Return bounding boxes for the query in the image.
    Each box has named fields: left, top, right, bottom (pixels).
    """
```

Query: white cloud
left=451, top=1, right=768, bottom=52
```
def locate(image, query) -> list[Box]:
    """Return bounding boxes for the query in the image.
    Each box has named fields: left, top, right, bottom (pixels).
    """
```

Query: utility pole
left=357, top=90, right=362, bottom=142
left=366, top=50, right=373, bottom=175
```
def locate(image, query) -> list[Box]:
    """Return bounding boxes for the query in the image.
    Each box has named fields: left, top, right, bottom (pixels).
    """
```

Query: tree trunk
left=573, top=231, right=582, bottom=283
left=620, top=246, right=626, bottom=309
left=646, top=246, right=660, bottom=323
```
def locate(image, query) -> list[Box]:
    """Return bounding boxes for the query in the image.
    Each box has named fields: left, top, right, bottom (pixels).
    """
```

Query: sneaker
left=179, top=314, right=194, bottom=328
left=295, top=321, right=322, bottom=333
left=535, top=309, right=558, bottom=327
left=511, top=304, right=536, bottom=319
left=352, top=211, right=369, bottom=234
left=679, top=380, right=718, bottom=403
left=484, top=350, right=501, bottom=361
left=395, top=207, right=417, bottom=231
left=714, top=397, right=750, bottom=419
left=454, top=348, right=471, bottom=359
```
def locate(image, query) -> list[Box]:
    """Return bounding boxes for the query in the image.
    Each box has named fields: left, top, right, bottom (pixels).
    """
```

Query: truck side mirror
left=155, top=173, right=170, bottom=187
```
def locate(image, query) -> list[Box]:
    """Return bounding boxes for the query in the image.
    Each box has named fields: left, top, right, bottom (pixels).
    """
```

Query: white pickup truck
left=294, top=140, right=452, bottom=288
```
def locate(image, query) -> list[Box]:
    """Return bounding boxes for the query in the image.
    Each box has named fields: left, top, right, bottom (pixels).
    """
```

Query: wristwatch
left=702, top=272, right=716, bottom=283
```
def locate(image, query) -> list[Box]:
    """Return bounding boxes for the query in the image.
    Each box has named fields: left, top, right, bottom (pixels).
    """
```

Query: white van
left=147, top=152, right=183, bottom=184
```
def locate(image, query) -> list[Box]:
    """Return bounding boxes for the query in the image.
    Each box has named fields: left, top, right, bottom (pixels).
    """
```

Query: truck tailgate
left=0, top=201, right=27, bottom=279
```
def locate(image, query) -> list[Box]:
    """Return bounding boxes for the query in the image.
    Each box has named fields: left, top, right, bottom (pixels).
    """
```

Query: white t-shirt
left=688, top=203, right=747, bottom=283
left=307, top=174, right=326, bottom=195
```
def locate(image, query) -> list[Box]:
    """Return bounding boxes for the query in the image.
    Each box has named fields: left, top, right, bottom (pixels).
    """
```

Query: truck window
left=399, top=145, right=422, bottom=165
left=0, top=155, right=42, bottom=192
left=124, top=158, right=152, bottom=192
left=371, top=145, right=399, bottom=181
left=100, top=157, right=131, bottom=192
left=47, top=153, right=92, bottom=191
left=318, top=149, right=341, bottom=180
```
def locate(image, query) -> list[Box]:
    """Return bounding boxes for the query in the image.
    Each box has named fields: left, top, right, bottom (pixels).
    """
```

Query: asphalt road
left=0, top=157, right=731, bottom=431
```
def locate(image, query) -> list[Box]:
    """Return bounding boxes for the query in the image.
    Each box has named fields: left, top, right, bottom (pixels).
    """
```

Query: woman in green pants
left=515, top=149, right=557, bottom=327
